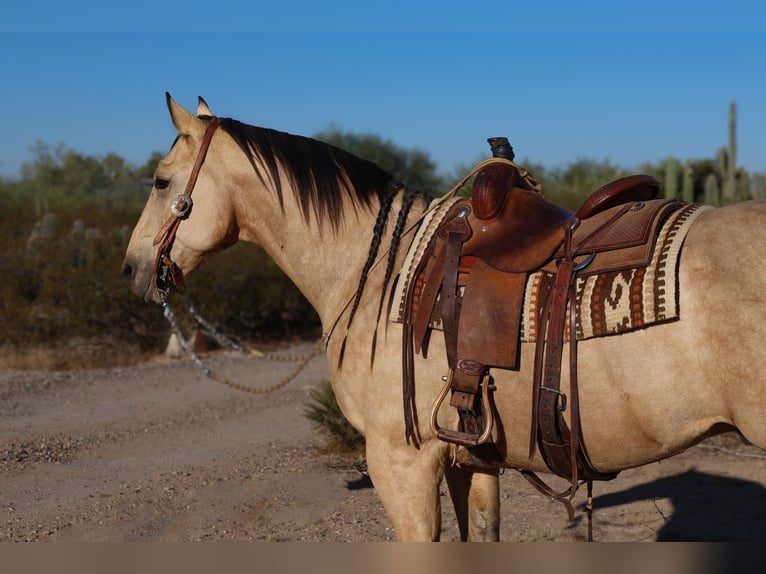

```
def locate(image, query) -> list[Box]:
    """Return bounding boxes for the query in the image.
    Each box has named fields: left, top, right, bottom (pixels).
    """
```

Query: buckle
left=540, top=386, right=567, bottom=412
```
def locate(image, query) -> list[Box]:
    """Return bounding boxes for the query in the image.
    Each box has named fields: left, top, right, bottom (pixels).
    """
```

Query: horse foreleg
left=445, top=465, right=500, bottom=541
left=364, top=437, right=447, bottom=541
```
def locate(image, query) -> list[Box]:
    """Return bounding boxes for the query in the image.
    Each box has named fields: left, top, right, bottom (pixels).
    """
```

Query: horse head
left=122, top=94, right=241, bottom=304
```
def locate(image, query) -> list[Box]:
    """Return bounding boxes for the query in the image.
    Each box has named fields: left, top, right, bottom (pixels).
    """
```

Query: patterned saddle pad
left=390, top=200, right=710, bottom=342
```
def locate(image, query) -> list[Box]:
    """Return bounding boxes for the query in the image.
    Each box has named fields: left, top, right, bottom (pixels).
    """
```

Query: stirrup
left=429, top=370, right=495, bottom=447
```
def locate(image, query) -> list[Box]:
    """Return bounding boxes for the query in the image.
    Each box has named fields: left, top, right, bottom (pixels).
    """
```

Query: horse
left=122, top=94, right=766, bottom=541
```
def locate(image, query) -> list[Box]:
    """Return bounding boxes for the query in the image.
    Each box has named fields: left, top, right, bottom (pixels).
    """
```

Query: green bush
left=0, top=192, right=167, bottom=354
left=181, top=242, right=319, bottom=341
left=304, top=380, right=365, bottom=452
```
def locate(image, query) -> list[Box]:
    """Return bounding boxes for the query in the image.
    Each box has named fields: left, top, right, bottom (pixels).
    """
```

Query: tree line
left=1, top=131, right=763, bottom=368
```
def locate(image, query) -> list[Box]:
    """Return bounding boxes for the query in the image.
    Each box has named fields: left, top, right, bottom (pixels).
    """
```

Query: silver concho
left=170, top=194, right=193, bottom=219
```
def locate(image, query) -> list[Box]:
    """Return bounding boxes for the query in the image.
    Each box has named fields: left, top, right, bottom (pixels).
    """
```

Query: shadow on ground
left=592, top=469, right=766, bottom=542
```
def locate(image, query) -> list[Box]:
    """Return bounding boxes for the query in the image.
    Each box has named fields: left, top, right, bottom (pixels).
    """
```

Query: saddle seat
left=461, top=164, right=663, bottom=274
left=402, top=158, right=684, bottom=514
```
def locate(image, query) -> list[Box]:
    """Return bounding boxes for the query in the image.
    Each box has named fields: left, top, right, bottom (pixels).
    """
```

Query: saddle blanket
left=390, top=200, right=711, bottom=342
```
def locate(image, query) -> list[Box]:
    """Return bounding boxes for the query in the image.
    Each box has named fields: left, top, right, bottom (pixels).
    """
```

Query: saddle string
left=162, top=296, right=322, bottom=394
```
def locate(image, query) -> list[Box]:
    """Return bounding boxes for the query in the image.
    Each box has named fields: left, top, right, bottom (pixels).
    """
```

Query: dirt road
left=2, top=343, right=765, bottom=542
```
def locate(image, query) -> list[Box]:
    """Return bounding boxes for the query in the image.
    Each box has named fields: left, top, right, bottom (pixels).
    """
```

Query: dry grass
left=0, top=338, right=155, bottom=371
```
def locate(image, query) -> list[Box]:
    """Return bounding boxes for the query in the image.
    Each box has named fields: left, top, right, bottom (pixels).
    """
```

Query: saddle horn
left=471, top=137, right=523, bottom=220
left=487, top=136, right=515, bottom=161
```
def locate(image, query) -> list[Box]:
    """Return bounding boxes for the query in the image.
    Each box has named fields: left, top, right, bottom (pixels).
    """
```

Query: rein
left=150, top=115, right=321, bottom=393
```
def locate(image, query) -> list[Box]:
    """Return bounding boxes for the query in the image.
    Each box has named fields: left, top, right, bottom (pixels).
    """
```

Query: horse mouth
left=122, top=258, right=164, bottom=305
left=132, top=276, right=163, bottom=305
left=142, top=283, right=164, bottom=305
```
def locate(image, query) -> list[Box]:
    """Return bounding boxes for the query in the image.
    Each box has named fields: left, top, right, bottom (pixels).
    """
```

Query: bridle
left=151, top=116, right=222, bottom=301
left=147, top=114, right=322, bottom=392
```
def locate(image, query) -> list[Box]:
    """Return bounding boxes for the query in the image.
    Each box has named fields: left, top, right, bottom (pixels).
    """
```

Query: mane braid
left=219, top=118, right=393, bottom=231
left=337, top=181, right=398, bottom=366
left=369, top=185, right=419, bottom=366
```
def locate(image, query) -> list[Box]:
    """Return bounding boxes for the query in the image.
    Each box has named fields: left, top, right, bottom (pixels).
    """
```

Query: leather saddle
left=401, top=155, right=685, bottom=509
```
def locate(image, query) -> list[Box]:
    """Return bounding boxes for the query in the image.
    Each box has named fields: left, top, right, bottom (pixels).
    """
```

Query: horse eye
left=154, top=177, right=170, bottom=190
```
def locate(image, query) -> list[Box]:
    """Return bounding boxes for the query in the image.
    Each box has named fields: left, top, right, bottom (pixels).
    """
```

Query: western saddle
left=401, top=137, right=685, bottom=520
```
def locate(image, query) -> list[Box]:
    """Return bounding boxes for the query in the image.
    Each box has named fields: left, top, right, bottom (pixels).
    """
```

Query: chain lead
left=162, top=298, right=322, bottom=394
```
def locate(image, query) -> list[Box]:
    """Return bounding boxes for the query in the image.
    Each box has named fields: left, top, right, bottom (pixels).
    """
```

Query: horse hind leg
left=445, top=465, right=500, bottom=542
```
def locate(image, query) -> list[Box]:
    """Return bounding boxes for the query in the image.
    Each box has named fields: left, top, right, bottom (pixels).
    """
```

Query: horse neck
left=235, top=174, right=426, bottom=335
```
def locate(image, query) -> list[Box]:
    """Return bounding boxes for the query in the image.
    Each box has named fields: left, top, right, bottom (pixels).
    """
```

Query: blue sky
left=1, top=4, right=764, bottom=182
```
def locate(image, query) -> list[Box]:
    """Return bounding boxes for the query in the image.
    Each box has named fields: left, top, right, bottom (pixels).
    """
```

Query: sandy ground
left=1, top=341, right=765, bottom=543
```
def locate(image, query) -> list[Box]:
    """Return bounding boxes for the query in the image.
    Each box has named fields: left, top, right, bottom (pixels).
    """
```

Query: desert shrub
left=0, top=204, right=319, bottom=357
left=0, top=191, right=167, bottom=353
left=0, top=174, right=319, bottom=366
left=304, top=380, right=365, bottom=452
left=180, top=242, right=319, bottom=341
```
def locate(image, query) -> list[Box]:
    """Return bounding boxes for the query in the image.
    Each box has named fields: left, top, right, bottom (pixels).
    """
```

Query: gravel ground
left=1, top=342, right=765, bottom=542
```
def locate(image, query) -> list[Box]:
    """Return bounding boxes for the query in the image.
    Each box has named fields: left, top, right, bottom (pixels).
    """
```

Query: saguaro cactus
left=725, top=101, right=737, bottom=201
left=682, top=160, right=694, bottom=203
left=704, top=173, right=721, bottom=205
left=664, top=157, right=678, bottom=199
left=720, top=101, right=748, bottom=204
left=668, top=101, right=749, bottom=206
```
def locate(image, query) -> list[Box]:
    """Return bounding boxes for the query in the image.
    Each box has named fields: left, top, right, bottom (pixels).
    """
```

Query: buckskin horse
left=122, top=95, right=766, bottom=541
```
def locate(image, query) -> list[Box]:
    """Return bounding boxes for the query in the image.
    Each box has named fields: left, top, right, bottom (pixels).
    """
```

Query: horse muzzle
left=121, top=256, right=167, bottom=305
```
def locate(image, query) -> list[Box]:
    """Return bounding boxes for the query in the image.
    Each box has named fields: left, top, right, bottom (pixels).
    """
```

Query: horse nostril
left=121, top=261, right=134, bottom=280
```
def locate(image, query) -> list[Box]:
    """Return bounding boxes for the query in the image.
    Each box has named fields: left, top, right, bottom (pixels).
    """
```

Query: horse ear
left=165, top=92, right=206, bottom=140
left=196, top=96, right=215, bottom=119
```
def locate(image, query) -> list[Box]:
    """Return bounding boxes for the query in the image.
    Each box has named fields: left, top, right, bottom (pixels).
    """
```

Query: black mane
left=218, top=117, right=432, bottom=363
left=220, top=118, right=396, bottom=230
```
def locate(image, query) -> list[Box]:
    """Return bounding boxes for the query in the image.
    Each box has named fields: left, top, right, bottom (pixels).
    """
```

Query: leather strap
left=524, top=243, right=585, bottom=514
left=442, top=229, right=464, bottom=367
left=520, top=469, right=576, bottom=522
left=537, top=257, right=576, bottom=479
left=438, top=210, right=472, bottom=363
left=412, top=242, right=445, bottom=353
left=151, top=117, right=222, bottom=298
left=530, top=222, right=618, bottom=510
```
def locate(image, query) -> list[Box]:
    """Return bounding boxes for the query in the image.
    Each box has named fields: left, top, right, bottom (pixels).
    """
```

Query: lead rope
left=162, top=296, right=323, bottom=394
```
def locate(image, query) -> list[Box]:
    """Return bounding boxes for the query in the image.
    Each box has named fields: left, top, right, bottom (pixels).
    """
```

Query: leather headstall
left=151, top=116, right=222, bottom=301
